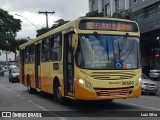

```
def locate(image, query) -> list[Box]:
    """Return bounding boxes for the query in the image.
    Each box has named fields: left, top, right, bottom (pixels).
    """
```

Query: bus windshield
left=76, top=34, right=140, bottom=69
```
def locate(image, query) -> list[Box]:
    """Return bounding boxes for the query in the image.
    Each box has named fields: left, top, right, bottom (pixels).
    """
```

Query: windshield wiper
left=118, top=33, right=129, bottom=60
left=118, top=41, right=121, bottom=59
left=93, top=32, right=109, bottom=61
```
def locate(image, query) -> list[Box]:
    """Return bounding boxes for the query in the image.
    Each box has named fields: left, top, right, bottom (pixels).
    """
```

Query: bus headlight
left=78, top=79, right=93, bottom=90
left=134, top=78, right=141, bottom=88
left=79, top=79, right=84, bottom=85
left=85, top=82, right=92, bottom=90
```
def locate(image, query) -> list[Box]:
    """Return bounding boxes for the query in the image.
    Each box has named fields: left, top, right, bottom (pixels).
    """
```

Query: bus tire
left=54, top=82, right=66, bottom=105
left=27, top=76, right=34, bottom=94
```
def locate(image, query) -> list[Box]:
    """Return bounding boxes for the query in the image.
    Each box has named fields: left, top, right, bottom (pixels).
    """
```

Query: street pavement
left=155, top=80, right=160, bottom=96
left=0, top=72, right=160, bottom=120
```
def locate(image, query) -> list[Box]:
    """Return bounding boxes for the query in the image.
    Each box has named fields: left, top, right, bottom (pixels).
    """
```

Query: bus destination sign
left=79, top=20, right=138, bottom=32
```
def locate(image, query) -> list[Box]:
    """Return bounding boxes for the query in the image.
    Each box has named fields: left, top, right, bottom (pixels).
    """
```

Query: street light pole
left=14, top=14, right=40, bottom=29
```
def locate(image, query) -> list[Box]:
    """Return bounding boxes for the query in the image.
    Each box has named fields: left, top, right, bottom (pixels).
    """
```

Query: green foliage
left=36, top=19, right=70, bottom=37
left=112, top=9, right=132, bottom=20
left=0, top=8, right=21, bottom=52
left=112, top=12, right=123, bottom=19
left=51, top=19, right=70, bottom=29
left=36, top=27, right=50, bottom=37
left=85, top=10, right=103, bottom=17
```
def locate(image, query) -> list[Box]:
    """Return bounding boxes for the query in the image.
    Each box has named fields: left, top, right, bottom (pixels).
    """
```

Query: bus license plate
left=109, top=92, right=120, bottom=96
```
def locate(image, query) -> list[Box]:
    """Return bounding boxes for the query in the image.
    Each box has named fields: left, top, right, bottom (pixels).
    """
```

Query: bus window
left=25, top=46, right=30, bottom=64
left=51, top=34, right=62, bottom=61
left=41, top=37, right=51, bottom=62
left=30, top=44, right=34, bottom=63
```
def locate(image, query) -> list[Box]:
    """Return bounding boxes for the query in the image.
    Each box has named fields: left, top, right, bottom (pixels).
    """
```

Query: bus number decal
left=122, top=81, right=134, bottom=86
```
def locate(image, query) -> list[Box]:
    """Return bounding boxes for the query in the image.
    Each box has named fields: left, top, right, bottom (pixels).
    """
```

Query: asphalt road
left=0, top=72, right=160, bottom=120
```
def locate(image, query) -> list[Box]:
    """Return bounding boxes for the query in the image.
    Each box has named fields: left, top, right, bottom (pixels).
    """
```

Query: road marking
left=29, top=101, right=67, bottom=120
left=127, top=102, right=160, bottom=111
left=27, top=100, right=32, bottom=103
left=30, top=102, right=49, bottom=111
left=17, top=94, right=21, bottom=97
left=0, top=83, right=66, bottom=120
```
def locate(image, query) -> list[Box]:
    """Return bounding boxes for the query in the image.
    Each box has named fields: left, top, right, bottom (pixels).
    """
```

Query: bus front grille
left=90, top=72, right=135, bottom=80
left=94, top=88, right=133, bottom=96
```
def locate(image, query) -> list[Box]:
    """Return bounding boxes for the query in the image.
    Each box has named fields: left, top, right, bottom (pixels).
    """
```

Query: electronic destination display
left=79, top=20, right=138, bottom=32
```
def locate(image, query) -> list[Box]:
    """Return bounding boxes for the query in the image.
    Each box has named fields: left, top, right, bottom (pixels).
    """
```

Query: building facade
left=89, top=0, right=129, bottom=17
left=0, top=50, right=15, bottom=62
left=89, top=0, right=160, bottom=68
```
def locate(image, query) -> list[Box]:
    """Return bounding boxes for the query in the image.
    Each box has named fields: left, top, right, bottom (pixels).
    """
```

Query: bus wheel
left=27, top=76, right=34, bottom=94
left=55, top=84, right=66, bottom=105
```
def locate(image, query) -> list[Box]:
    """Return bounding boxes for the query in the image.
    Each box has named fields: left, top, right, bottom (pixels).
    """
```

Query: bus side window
left=25, top=46, right=30, bottom=63
left=41, top=37, right=51, bottom=62
left=51, top=33, right=62, bottom=61
left=30, top=44, right=34, bottom=63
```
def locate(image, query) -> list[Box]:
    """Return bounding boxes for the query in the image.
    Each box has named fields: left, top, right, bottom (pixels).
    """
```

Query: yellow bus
left=19, top=17, right=142, bottom=104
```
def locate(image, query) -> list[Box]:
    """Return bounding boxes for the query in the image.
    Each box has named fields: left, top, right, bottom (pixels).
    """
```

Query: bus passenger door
left=20, top=49, right=25, bottom=84
left=35, top=43, right=41, bottom=89
left=63, top=33, right=74, bottom=97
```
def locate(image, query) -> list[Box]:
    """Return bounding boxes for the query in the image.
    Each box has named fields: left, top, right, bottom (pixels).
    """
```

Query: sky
left=0, top=0, right=89, bottom=39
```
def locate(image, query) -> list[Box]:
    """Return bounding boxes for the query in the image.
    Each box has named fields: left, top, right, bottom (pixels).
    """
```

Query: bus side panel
left=29, top=64, right=36, bottom=89
left=40, top=62, right=53, bottom=93
left=23, top=64, right=27, bottom=86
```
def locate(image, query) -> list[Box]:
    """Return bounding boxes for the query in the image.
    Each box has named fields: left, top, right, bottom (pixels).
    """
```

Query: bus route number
left=122, top=81, right=134, bottom=86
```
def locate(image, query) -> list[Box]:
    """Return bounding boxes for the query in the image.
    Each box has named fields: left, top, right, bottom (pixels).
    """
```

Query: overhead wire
left=50, top=1, right=88, bottom=13
left=51, top=0, right=88, bottom=10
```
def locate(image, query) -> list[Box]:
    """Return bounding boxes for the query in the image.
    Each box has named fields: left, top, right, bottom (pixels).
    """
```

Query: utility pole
left=38, top=11, right=55, bottom=28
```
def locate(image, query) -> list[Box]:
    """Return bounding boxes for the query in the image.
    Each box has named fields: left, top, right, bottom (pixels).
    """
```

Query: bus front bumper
left=75, top=81, right=141, bottom=100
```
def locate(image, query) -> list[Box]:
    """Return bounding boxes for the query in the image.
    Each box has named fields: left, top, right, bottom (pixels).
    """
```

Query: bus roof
left=19, top=17, right=138, bottom=49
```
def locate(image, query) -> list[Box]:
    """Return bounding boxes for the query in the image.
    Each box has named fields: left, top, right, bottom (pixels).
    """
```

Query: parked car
left=2, top=67, right=6, bottom=72
left=0, top=67, right=4, bottom=76
left=9, top=65, right=18, bottom=70
left=149, top=66, right=160, bottom=80
left=9, top=67, right=19, bottom=83
left=141, top=73, right=158, bottom=95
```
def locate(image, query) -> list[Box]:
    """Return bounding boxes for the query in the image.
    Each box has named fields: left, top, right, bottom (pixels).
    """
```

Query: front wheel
left=54, top=84, right=66, bottom=105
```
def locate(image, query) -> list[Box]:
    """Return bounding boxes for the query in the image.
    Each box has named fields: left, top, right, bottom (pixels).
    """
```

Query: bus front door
left=63, top=33, right=74, bottom=97
left=35, top=43, right=41, bottom=89
left=21, top=49, right=25, bottom=84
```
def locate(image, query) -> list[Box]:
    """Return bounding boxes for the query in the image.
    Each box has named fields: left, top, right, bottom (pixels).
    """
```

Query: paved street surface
left=0, top=72, right=160, bottom=120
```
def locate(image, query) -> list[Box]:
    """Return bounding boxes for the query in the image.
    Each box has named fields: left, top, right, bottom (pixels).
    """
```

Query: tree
left=36, top=27, right=50, bottom=37
left=85, top=10, right=103, bottom=17
left=112, top=9, right=132, bottom=20
left=0, top=8, right=21, bottom=51
left=13, top=38, right=28, bottom=61
left=51, top=19, right=70, bottom=29
left=36, top=19, right=70, bottom=37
